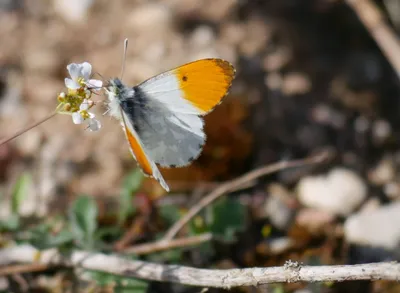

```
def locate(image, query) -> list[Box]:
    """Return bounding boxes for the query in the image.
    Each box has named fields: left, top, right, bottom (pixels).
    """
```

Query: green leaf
left=68, top=195, right=98, bottom=249
left=208, top=197, right=247, bottom=242
left=271, top=284, right=285, bottom=293
left=45, top=229, right=74, bottom=247
left=83, top=270, right=148, bottom=292
left=118, top=169, right=144, bottom=224
left=0, top=214, right=20, bottom=231
left=146, top=248, right=183, bottom=263
left=122, top=169, right=144, bottom=193
left=20, top=220, right=74, bottom=249
left=189, top=215, right=210, bottom=236
left=159, top=205, right=181, bottom=226
left=20, top=222, right=52, bottom=249
left=11, top=172, right=32, bottom=215
left=118, top=192, right=134, bottom=225
left=94, top=226, right=123, bottom=244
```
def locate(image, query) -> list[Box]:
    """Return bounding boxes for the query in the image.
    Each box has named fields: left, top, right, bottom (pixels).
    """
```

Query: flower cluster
left=56, top=62, right=103, bottom=131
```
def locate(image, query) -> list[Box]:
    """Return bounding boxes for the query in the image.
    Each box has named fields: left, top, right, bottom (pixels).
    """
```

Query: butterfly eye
left=106, top=85, right=117, bottom=95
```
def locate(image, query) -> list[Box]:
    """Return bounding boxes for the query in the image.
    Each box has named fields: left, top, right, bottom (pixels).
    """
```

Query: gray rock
left=344, top=202, right=400, bottom=250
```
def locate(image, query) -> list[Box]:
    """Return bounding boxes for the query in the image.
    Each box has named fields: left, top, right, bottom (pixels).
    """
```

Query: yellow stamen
left=80, top=110, right=90, bottom=120
left=57, top=93, right=65, bottom=102
left=63, top=103, right=71, bottom=111
left=77, top=77, right=85, bottom=86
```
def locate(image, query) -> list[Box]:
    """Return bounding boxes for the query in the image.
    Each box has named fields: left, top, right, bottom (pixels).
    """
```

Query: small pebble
left=297, top=168, right=367, bottom=216
left=384, top=182, right=400, bottom=199
left=368, top=156, right=395, bottom=185
left=372, top=119, right=392, bottom=144
left=282, top=72, right=312, bottom=96
left=264, top=193, right=292, bottom=230
left=127, top=3, right=173, bottom=33
left=344, top=202, right=400, bottom=250
left=296, top=208, right=335, bottom=232
left=54, top=0, right=94, bottom=23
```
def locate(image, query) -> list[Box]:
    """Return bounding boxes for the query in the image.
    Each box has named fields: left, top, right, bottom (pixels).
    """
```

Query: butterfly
left=105, top=42, right=235, bottom=192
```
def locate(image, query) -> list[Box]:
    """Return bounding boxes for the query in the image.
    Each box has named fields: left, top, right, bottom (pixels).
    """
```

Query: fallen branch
left=163, top=152, right=330, bottom=241
left=0, top=245, right=399, bottom=288
left=0, top=235, right=214, bottom=276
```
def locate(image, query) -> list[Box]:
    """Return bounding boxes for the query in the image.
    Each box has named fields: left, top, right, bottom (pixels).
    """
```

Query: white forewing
left=138, top=73, right=202, bottom=115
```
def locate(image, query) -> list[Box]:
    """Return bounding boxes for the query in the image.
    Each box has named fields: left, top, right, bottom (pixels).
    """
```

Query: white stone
left=190, top=26, right=215, bottom=48
left=297, top=168, right=367, bottom=216
left=127, top=3, right=173, bottom=33
left=368, top=156, right=395, bottom=185
left=264, top=194, right=292, bottom=230
left=54, top=0, right=94, bottom=23
left=344, top=202, right=400, bottom=249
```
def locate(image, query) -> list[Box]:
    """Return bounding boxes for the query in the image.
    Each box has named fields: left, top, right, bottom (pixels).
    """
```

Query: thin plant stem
left=0, top=111, right=58, bottom=146
left=345, top=0, right=400, bottom=79
left=121, top=233, right=213, bottom=255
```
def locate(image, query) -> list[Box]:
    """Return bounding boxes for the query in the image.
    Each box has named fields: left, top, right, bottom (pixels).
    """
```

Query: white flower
left=65, top=62, right=103, bottom=90
left=87, top=118, right=101, bottom=132
left=72, top=99, right=101, bottom=132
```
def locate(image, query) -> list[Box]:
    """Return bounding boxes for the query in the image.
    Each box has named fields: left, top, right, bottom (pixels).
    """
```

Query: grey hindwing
left=121, top=86, right=206, bottom=167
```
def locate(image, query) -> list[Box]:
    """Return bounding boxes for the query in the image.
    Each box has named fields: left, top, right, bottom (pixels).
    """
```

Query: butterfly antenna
left=120, top=38, right=129, bottom=81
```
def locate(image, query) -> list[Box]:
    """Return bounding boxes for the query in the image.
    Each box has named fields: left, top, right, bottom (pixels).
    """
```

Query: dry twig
left=121, top=233, right=213, bottom=255
left=345, top=0, right=400, bottom=78
left=163, top=152, right=330, bottom=241
left=0, top=263, right=50, bottom=275
left=0, top=245, right=399, bottom=288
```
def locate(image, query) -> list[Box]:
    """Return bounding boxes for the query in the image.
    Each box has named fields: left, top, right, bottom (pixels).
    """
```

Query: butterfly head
left=105, top=78, right=134, bottom=119
left=106, top=38, right=131, bottom=106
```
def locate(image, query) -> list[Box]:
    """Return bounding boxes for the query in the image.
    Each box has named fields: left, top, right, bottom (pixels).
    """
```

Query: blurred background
left=1, top=0, right=400, bottom=292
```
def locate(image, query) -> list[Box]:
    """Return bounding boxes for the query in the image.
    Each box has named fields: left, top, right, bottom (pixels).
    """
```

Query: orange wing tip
left=176, top=58, right=236, bottom=114
left=213, top=58, right=236, bottom=81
